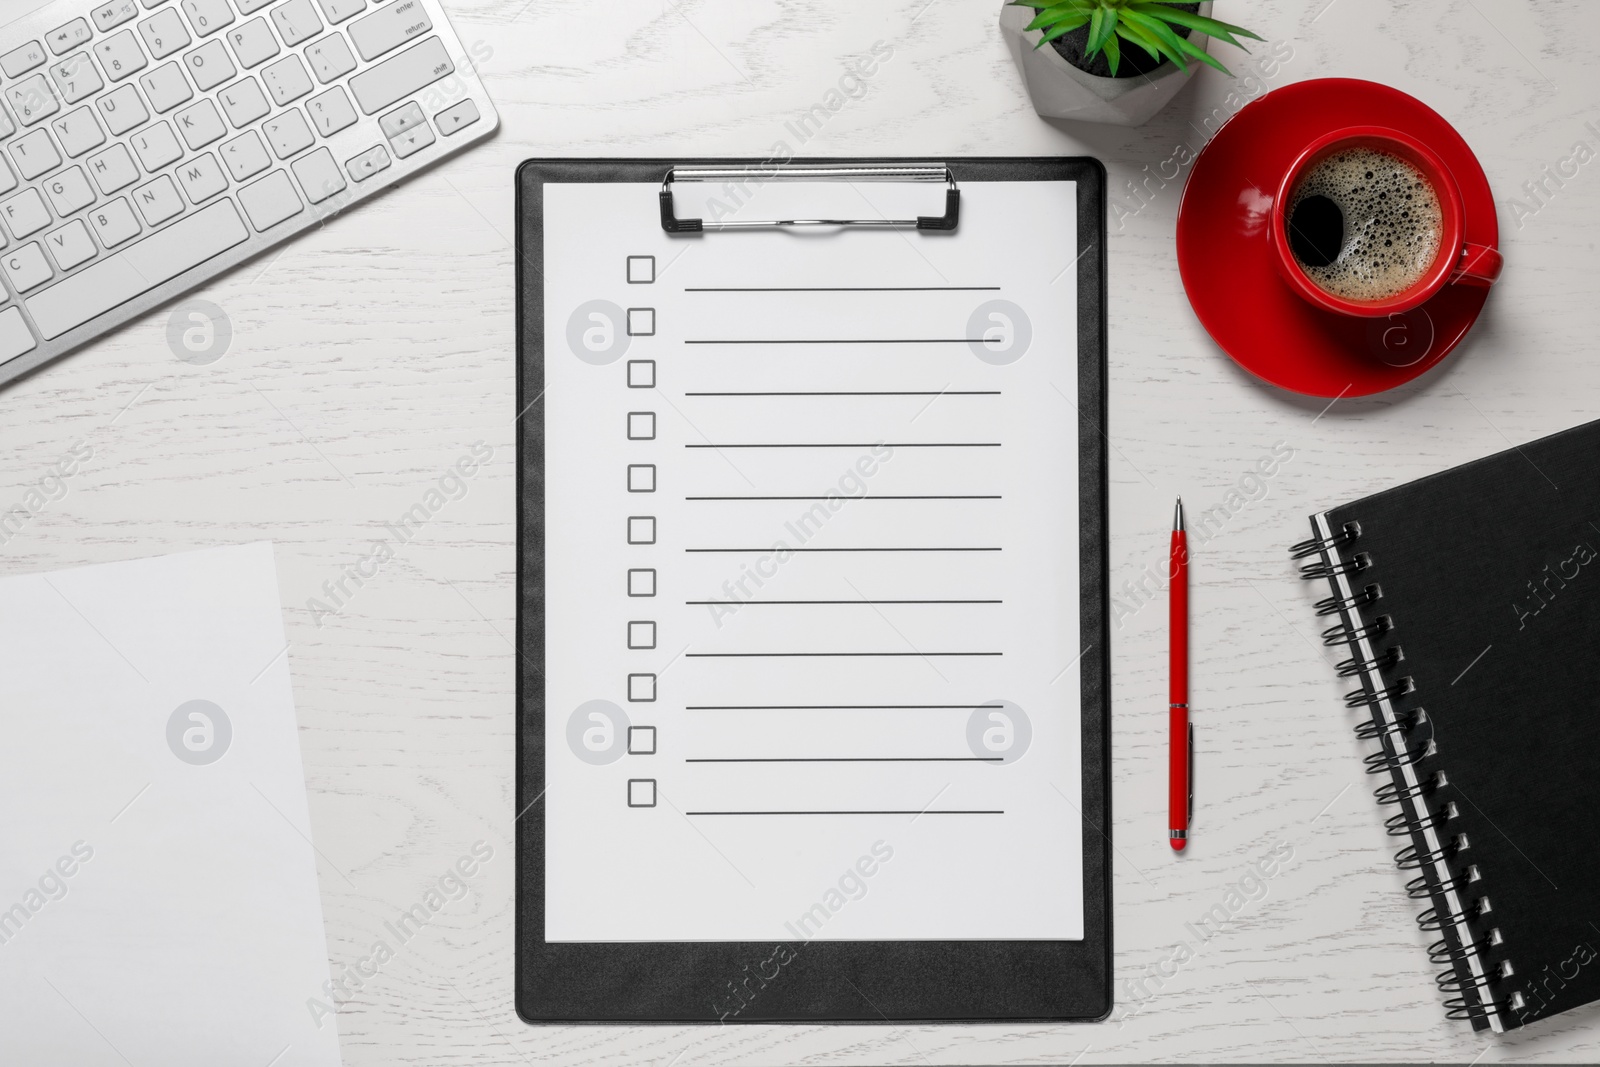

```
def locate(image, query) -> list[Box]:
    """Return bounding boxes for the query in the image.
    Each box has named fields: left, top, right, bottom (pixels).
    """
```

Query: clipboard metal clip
left=660, top=164, right=960, bottom=233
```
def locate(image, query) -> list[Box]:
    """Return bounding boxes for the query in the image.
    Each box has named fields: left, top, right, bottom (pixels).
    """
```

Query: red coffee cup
left=1271, top=125, right=1502, bottom=317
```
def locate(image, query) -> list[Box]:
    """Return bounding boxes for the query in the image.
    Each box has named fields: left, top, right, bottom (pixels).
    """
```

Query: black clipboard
left=515, top=157, right=1110, bottom=1023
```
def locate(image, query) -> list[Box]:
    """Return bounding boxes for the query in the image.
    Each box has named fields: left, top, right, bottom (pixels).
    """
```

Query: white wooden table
left=4, top=0, right=1597, bottom=1061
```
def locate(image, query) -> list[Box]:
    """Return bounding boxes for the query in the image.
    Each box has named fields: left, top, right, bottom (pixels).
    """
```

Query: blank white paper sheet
left=543, top=177, right=1085, bottom=942
left=0, top=544, right=340, bottom=1067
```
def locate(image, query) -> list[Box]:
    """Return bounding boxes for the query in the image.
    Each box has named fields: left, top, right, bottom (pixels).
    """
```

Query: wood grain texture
left=2, top=0, right=1598, bottom=1061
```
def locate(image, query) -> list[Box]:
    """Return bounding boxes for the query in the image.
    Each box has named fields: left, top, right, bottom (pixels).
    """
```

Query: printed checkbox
left=627, top=412, right=656, bottom=440
left=628, top=568, right=656, bottom=597
left=627, top=308, right=656, bottom=336
left=627, top=464, right=656, bottom=493
left=628, top=726, right=657, bottom=755
left=627, top=673, right=657, bottom=702
left=627, top=778, right=657, bottom=807
left=627, top=621, right=657, bottom=649
left=627, top=516, right=656, bottom=544
left=626, top=255, right=655, bottom=284
left=627, top=360, right=656, bottom=388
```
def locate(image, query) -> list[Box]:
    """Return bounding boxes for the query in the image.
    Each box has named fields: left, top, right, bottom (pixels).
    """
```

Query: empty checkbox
left=628, top=778, right=657, bottom=807
left=628, top=726, right=657, bottom=755
left=627, top=255, right=655, bottom=284
left=628, top=568, right=656, bottom=597
left=627, top=308, right=655, bottom=336
left=627, top=412, right=656, bottom=440
left=628, top=621, right=657, bottom=649
left=627, top=464, right=656, bottom=492
left=627, top=673, right=657, bottom=702
left=627, top=516, right=656, bottom=544
left=627, top=360, right=655, bottom=388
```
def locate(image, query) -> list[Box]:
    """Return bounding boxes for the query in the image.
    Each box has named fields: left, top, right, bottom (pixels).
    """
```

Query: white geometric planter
left=999, top=0, right=1213, bottom=127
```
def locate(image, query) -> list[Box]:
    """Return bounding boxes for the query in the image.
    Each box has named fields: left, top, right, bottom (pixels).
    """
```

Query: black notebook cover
left=1302, top=416, right=1600, bottom=1032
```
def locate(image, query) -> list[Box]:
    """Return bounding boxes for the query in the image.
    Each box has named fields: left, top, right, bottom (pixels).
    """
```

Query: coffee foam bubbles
left=1290, top=147, right=1443, bottom=302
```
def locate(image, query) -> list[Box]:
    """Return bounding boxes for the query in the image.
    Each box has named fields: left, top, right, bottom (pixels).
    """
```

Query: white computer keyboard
left=0, top=0, right=497, bottom=387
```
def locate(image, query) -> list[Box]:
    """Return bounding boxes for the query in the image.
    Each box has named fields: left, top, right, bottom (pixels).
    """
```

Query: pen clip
left=1188, top=722, right=1195, bottom=822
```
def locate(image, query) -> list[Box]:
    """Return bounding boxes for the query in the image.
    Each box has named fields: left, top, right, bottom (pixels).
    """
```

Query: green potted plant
left=1000, top=1, right=1263, bottom=126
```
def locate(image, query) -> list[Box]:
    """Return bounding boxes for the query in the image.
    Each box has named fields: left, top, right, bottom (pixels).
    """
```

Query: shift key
left=348, top=37, right=452, bottom=115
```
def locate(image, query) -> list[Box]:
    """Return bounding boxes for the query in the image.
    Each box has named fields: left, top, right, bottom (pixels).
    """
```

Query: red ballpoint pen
left=1170, top=498, right=1191, bottom=851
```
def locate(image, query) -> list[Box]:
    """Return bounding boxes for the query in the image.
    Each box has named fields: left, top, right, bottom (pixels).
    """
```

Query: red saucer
left=1176, top=78, right=1498, bottom=398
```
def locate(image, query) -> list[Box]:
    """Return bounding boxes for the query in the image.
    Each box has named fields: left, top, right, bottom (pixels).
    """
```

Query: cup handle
left=1452, top=242, right=1503, bottom=288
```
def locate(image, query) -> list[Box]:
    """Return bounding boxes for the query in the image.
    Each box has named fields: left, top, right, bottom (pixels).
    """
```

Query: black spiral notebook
left=1297, top=417, right=1600, bottom=1033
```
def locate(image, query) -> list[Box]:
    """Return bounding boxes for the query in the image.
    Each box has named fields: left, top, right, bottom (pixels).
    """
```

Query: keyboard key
left=2, top=43, right=48, bottom=79
left=226, top=19, right=279, bottom=68
left=181, top=0, right=235, bottom=38
left=88, top=143, right=140, bottom=193
left=137, top=9, right=190, bottom=60
left=378, top=100, right=424, bottom=139
left=271, top=0, right=323, bottom=47
left=220, top=130, right=269, bottom=180
left=0, top=307, right=38, bottom=364
left=218, top=78, right=270, bottom=127
left=44, top=219, right=97, bottom=270
left=93, top=0, right=142, bottom=32
left=345, top=143, right=389, bottom=182
left=45, top=167, right=97, bottom=217
left=98, top=84, right=150, bottom=135
left=28, top=199, right=249, bottom=338
left=140, top=63, right=193, bottom=113
left=131, top=174, right=183, bottom=224
left=50, top=53, right=106, bottom=104
left=96, top=29, right=151, bottom=81
left=141, top=0, right=167, bottom=8
left=290, top=146, right=344, bottom=203
left=47, top=20, right=94, bottom=57
left=261, top=55, right=313, bottom=106
left=89, top=197, right=141, bottom=247
left=348, top=0, right=430, bottom=61
left=389, top=120, right=433, bottom=159
left=0, top=158, right=17, bottom=197
left=435, top=99, right=480, bottom=136
left=238, top=169, right=301, bottom=230
left=263, top=109, right=312, bottom=158
left=175, top=99, right=226, bottom=149
left=349, top=38, right=453, bottom=116
left=176, top=151, right=227, bottom=203
left=10, top=129, right=62, bottom=181
left=1, top=189, right=52, bottom=238
left=236, top=0, right=276, bottom=12
left=4, top=242, right=52, bottom=291
left=306, top=86, right=356, bottom=137
left=305, top=34, right=356, bottom=83
left=8, top=76, right=62, bottom=127
left=183, top=40, right=235, bottom=92
left=131, top=121, right=181, bottom=171
left=0, top=109, right=15, bottom=142
left=318, top=0, right=366, bottom=24
left=51, top=108, right=106, bottom=158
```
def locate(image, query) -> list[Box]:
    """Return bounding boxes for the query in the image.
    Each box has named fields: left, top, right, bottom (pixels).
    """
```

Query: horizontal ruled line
left=687, top=810, right=1005, bottom=816
left=686, top=442, right=999, bottom=449
left=687, top=547, right=1000, bottom=553
left=686, top=338, right=990, bottom=345
left=683, top=599, right=1002, bottom=605
left=684, top=286, right=1001, bottom=292
left=687, top=704, right=1003, bottom=710
left=686, top=495, right=1001, bottom=501
left=683, top=391, right=1001, bottom=397
left=685, top=651, right=1001, bottom=658
left=686, top=756, right=1002, bottom=763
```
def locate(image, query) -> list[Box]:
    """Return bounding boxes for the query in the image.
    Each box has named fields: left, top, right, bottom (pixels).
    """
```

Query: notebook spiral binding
left=1293, top=517, right=1515, bottom=1031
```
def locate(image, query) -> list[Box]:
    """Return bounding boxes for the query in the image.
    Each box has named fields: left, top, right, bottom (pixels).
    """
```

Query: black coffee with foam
left=1288, top=147, right=1443, bottom=302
